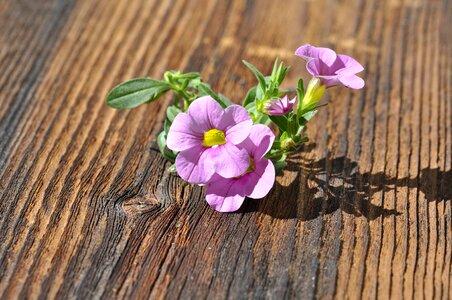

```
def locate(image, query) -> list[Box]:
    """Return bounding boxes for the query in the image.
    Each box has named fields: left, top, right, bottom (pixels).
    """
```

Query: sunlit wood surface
left=0, top=0, right=451, bottom=299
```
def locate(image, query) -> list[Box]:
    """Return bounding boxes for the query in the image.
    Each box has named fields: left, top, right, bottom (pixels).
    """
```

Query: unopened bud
left=301, top=78, right=326, bottom=108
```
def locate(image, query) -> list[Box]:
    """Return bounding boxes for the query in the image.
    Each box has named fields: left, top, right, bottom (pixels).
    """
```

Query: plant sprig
left=105, top=59, right=324, bottom=173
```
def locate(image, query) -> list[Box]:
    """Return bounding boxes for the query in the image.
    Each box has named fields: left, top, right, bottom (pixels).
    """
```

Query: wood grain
left=0, top=0, right=451, bottom=299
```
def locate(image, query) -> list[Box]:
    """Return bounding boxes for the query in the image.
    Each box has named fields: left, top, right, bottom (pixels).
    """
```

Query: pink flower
left=264, top=95, right=296, bottom=116
left=167, top=96, right=253, bottom=184
left=205, top=124, right=276, bottom=212
left=295, top=44, right=365, bottom=89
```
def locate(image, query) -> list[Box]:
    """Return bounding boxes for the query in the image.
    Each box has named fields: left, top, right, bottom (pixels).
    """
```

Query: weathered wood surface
left=0, top=0, right=451, bottom=299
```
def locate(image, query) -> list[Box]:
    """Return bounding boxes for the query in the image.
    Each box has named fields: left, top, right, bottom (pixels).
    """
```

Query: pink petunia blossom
left=295, top=44, right=365, bottom=89
left=205, top=124, right=276, bottom=212
left=167, top=96, right=253, bottom=184
left=265, top=95, right=296, bottom=116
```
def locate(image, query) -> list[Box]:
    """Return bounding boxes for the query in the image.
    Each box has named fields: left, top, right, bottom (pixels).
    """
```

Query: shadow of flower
left=243, top=155, right=451, bottom=221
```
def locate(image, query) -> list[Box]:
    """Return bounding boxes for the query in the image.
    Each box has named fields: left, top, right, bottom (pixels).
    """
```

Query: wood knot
left=121, top=195, right=160, bottom=217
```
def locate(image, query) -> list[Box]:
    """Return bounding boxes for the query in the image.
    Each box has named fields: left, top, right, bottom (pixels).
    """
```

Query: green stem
left=266, top=149, right=286, bottom=160
left=178, top=89, right=191, bottom=101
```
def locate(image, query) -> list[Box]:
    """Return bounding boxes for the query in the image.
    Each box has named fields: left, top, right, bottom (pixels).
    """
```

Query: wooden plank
left=0, top=0, right=450, bottom=299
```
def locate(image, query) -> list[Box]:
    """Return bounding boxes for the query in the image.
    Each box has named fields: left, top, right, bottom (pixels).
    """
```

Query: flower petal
left=297, top=45, right=365, bottom=89
left=318, top=76, right=342, bottom=88
left=175, top=146, right=215, bottom=184
left=266, top=104, right=282, bottom=115
left=336, top=54, right=364, bottom=74
left=338, top=74, right=365, bottom=89
left=187, top=96, right=224, bottom=131
left=295, top=44, right=337, bottom=66
left=225, top=120, right=253, bottom=144
left=167, top=113, right=202, bottom=151
left=306, top=58, right=322, bottom=76
left=220, top=105, right=252, bottom=144
left=246, top=158, right=275, bottom=199
left=205, top=158, right=275, bottom=211
left=240, top=124, right=275, bottom=158
left=206, top=143, right=250, bottom=178
left=318, top=48, right=338, bottom=67
left=205, top=177, right=246, bottom=212
left=266, top=96, right=296, bottom=116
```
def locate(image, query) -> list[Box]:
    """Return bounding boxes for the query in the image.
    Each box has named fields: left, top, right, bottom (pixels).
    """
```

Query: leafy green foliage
left=271, top=58, right=289, bottom=85
left=243, top=58, right=289, bottom=111
left=269, top=115, right=289, bottom=132
left=167, top=164, right=177, bottom=173
left=191, top=80, right=231, bottom=108
left=157, top=131, right=177, bottom=163
left=298, top=108, right=318, bottom=125
left=103, top=58, right=327, bottom=172
left=296, top=78, right=305, bottom=115
left=245, top=101, right=270, bottom=125
left=106, top=78, right=170, bottom=109
left=242, top=60, right=267, bottom=93
left=166, top=105, right=181, bottom=122
left=273, top=155, right=288, bottom=175
left=243, top=86, right=256, bottom=107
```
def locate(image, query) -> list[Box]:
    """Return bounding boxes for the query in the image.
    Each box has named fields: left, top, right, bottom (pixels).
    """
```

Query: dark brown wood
left=0, top=0, right=451, bottom=299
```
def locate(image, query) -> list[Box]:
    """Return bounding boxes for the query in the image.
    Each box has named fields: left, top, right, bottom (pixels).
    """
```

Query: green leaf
left=271, top=140, right=281, bottom=149
left=164, top=118, right=171, bottom=134
left=243, top=86, right=257, bottom=107
left=298, top=101, right=316, bottom=115
left=268, top=151, right=287, bottom=175
left=254, top=113, right=271, bottom=125
left=300, top=109, right=318, bottom=123
left=166, top=105, right=181, bottom=123
left=194, top=82, right=230, bottom=108
left=280, top=131, right=289, bottom=141
left=244, top=101, right=269, bottom=125
left=295, top=125, right=304, bottom=137
left=269, top=115, right=289, bottom=132
left=106, top=78, right=170, bottom=109
left=157, top=131, right=176, bottom=163
left=245, top=101, right=257, bottom=113
left=180, top=79, right=189, bottom=90
left=256, top=84, right=265, bottom=101
left=277, top=65, right=289, bottom=84
left=245, top=101, right=258, bottom=120
left=287, top=115, right=299, bottom=136
left=271, top=58, right=279, bottom=81
left=298, top=136, right=309, bottom=144
left=273, top=159, right=287, bottom=175
left=298, top=107, right=318, bottom=128
left=297, top=78, right=305, bottom=99
left=157, top=131, right=167, bottom=153
left=218, top=94, right=233, bottom=107
left=296, top=78, right=305, bottom=115
left=242, top=60, right=267, bottom=93
left=187, top=77, right=202, bottom=88
left=167, top=164, right=177, bottom=173
left=177, top=72, right=201, bottom=80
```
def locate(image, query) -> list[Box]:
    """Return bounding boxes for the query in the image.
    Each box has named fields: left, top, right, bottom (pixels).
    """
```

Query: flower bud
left=301, top=78, right=326, bottom=108
left=281, top=136, right=297, bottom=151
left=263, top=96, right=296, bottom=116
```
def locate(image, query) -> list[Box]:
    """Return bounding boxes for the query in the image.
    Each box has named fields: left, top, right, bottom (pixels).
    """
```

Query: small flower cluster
left=167, top=96, right=275, bottom=212
left=105, top=44, right=365, bottom=212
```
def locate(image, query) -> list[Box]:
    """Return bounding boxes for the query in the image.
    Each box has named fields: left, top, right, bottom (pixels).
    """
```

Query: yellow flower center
left=202, top=129, right=226, bottom=147
left=246, top=157, right=255, bottom=173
